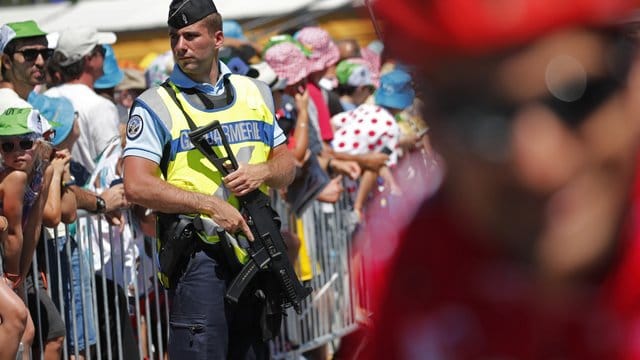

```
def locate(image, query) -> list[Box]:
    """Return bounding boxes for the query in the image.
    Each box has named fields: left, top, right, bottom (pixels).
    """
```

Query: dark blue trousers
left=168, top=249, right=269, bottom=360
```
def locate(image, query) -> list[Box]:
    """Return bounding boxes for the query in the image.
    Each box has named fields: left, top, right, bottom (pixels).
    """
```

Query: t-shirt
left=356, top=195, right=624, bottom=359
left=330, top=104, right=401, bottom=165
left=0, top=88, right=52, bottom=134
left=0, top=88, right=31, bottom=111
left=45, top=84, right=120, bottom=174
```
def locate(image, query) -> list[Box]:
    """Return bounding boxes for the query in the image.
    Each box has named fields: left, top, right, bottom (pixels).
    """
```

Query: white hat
left=54, top=27, right=116, bottom=66
left=252, top=62, right=287, bottom=91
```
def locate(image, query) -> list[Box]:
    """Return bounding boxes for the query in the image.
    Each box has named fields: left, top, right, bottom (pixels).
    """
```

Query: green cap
left=336, top=59, right=374, bottom=87
left=0, top=20, right=47, bottom=53
left=0, top=108, right=41, bottom=136
left=263, top=34, right=312, bottom=57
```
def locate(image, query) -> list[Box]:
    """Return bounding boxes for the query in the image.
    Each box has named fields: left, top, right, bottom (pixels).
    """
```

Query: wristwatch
left=62, top=175, right=76, bottom=188
left=95, top=195, right=106, bottom=213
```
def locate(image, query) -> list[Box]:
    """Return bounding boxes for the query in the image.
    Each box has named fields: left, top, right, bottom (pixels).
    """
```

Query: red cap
left=375, top=0, right=637, bottom=61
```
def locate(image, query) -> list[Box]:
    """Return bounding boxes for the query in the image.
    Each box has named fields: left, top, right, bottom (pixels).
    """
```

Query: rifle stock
left=188, top=120, right=312, bottom=314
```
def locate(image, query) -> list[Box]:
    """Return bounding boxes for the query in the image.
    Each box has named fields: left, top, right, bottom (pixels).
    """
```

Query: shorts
left=47, top=235, right=97, bottom=352
left=26, top=273, right=67, bottom=348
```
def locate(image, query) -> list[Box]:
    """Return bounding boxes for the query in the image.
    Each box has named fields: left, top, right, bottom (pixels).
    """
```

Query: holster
left=156, top=213, right=198, bottom=289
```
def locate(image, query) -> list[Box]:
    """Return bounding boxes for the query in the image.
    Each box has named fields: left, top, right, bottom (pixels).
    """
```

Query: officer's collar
left=169, top=60, right=232, bottom=93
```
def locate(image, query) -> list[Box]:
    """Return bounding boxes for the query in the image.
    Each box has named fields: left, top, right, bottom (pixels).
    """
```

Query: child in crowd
left=0, top=107, right=55, bottom=359
left=0, top=107, right=52, bottom=289
left=331, top=69, right=417, bottom=219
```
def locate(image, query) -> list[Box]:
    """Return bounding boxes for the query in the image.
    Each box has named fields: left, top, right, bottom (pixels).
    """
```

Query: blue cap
left=374, top=69, right=415, bottom=110
left=223, top=20, right=246, bottom=40
left=225, top=56, right=259, bottom=78
left=28, top=93, right=75, bottom=146
left=94, top=44, right=124, bottom=89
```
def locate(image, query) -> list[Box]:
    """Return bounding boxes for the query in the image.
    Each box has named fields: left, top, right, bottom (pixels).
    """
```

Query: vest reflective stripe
left=155, top=75, right=273, bottom=254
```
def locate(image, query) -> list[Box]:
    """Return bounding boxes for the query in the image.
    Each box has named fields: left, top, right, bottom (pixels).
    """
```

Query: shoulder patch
left=126, top=115, right=144, bottom=140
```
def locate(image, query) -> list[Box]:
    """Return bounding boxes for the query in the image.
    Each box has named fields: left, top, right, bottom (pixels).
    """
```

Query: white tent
left=0, top=0, right=358, bottom=33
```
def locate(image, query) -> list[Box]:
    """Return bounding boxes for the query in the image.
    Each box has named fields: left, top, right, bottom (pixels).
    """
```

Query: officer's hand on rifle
left=223, top=163, right=267, bottom=197
left=207, top=196, right=255, bottom=241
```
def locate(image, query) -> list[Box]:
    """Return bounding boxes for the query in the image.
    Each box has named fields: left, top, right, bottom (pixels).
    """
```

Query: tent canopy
left=1, top=0, right=356, bottom=33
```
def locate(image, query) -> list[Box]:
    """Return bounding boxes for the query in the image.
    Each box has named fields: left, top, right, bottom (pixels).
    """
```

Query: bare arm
left=290, top=91, right=310, bottom=162
left=42, top=165, right=62, bottom=227
left=71, top=185, right=100, bottom=212
left=1, top=170, right=27, bottom=277
left=60, top=181, right=78, bottom=224
left=123, top=156, right=254, bottom=240
left=326, top=148, right=389, bottom=172
left=56, top=151, right=77, bottom=224
left=71, top=183, right=126, bottom=213
left=42, top=151, right=72, bottom=227
left=264, top=144, right=296, bottom=189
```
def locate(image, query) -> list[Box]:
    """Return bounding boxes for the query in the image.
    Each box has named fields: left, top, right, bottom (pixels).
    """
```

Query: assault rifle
left=188, top=120, right=312, bottom=314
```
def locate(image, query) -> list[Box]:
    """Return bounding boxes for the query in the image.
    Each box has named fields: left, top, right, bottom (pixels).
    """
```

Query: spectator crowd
left=20, top=0, right=640, bottom=359
left=5, top=0, right=640, bottom=358
left=0, top=4, right=434, bottom=359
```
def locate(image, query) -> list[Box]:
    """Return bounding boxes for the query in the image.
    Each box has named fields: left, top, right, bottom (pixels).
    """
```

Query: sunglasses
left=14, top=48, right=54, bottom=62
left=434, top=72, right=627, bottom=163
left=0, top=139, right=35, bottom=153
left=444, top=73, right=622, bottom=127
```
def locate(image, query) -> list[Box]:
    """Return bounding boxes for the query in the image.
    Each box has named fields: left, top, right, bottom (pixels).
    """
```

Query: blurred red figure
left=350, top=0, right=640, bottom=359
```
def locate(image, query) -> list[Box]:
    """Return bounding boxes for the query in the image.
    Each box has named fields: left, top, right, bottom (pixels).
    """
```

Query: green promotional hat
left=0, top=108, right=40, bottom=136
left=336, top=59, right=374, bottom=88
left=0, top=20, right=47, bottom=53
left=263, top=34, right=312, bottom=57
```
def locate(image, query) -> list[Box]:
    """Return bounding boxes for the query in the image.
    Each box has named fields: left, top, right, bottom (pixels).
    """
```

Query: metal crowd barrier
left=270, top=193, right=365, bottom=359
left=25, top=191, right=365, bottom=359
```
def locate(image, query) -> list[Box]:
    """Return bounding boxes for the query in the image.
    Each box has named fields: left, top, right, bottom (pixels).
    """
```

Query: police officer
left=122, top=0, right=295, bottom=358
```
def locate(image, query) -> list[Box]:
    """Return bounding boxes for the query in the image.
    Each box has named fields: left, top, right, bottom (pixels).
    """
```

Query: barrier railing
left=24, top=191, right=364, bottom=359
left=270, top=193, right=364, bottom=358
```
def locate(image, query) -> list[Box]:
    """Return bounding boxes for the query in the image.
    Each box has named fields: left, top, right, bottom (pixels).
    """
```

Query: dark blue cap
left=168, top=0, right=218, bottom=29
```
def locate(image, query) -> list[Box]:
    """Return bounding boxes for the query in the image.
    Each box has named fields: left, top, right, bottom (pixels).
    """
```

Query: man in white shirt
left=0, top=20, right=52, bottom=132
left=45, top=27, right=127, bottom=215
left=45, top=27, right=120, bottom=176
